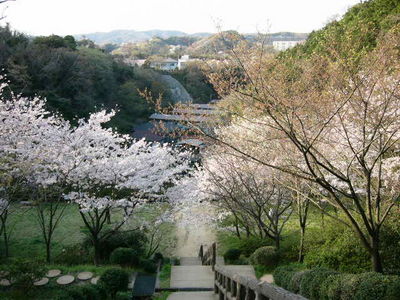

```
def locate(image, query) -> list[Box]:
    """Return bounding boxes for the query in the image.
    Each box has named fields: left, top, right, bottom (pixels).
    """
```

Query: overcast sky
left=1, top=0, right=361, bottom=36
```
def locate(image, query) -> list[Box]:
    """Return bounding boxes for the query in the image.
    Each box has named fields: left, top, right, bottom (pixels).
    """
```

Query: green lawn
left=1, top=203, right=177, bottom=262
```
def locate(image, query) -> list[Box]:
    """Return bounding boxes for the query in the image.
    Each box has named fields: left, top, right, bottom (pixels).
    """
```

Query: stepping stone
left=46, top=269, right=61, bottom=278
left=0, top=271, right=9, bottom=278
left=34, top=277, right=49, bottom=286
left=91, top=276, right=100, bottom=284
left=56, top=275, right=75, bottom=285
left=0, top=279, right=11, bottom=286
left=77, top=272, right=93, bottom=281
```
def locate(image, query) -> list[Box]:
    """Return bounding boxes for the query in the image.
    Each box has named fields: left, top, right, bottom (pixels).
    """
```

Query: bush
left=273, top=264, right=305, bottom=290
left=110, top=247, right=137, bottom=267
left=99, top=268, right=129, bottom=298
left=153, top=252, right=164, bottom=263
left=140, top=258, right=158, bottom=274
left=288, top=270, right=311, bottom=294
left=220, top=235, right=272, bottom=257
left=304, top=221, right=370, bottom=273
left=250, top=246, right=279, bottom=267
left=352, top=272, right=398, bottom=300
left=54, top=244, right=92, bottom=265
left=299, top=267, right=338, bottom=299
left=116, top=291, right=132, bottom=300
left=8, top=259, right=47, bottom=290
left=386, top=279, right=400, bottom=300
left=224, top=249, right=241, bottom=262
left=319, top=273, right=350, bottom=300
left=86, top=230, right=147, bottom=261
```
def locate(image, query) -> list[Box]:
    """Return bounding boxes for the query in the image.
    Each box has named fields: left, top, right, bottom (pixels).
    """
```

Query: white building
left=273, top=40, right=305, bottom=51
left=178, top=55, right=190, bottom=70
left=150, top=58, right=178, bottom=71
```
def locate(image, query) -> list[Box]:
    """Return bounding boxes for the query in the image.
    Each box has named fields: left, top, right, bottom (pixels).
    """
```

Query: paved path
left=167, top=291, right=218, bottom=300
left=170, top=265, right=214, bottom=288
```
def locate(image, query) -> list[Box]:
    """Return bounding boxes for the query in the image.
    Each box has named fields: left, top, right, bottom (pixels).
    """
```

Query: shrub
left=386, top=279, right=400, bottom=300
left=220, top=235, right=271, bottom=257
left=319, top=273, right=349, bottom=300
left=353, top=272, right=397, bottom=300
left=250, top=246, right=279, bottom=267
left=299, top=267, right=338, bottom=299
left=8, top=259, right=47, bottom=290
left=86, top=230, right=147, bottom=261
left=288, top=270, right=311, bottom=294
left=273, top=264, right=305, bottom=290
left=54, top=244, right=92, bottom=265
left=153, top=252, right=164, bottom=263
left=304, top=221, right=370, bottom=273
left=224, top=249, right=241, bottom=262
left=99, top=268, right=129, bottom=298
left=116, top=291, right=132, bottom=300
left=140, top=258, right=158, bottom=274
left=110, top=247, right=136, bottom=267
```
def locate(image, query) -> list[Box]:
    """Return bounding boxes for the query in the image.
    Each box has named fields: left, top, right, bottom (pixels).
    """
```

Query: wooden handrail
left=214, top=265, right=307, bottom=300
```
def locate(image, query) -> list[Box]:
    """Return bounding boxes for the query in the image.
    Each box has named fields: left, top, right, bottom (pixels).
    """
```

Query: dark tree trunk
left=298, top=226, right=305, bottom=263
left=371, top=233, right=383, bottom=273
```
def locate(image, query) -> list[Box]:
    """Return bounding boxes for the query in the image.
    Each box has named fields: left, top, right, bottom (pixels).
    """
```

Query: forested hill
left=0, top=27, right=177, bottom=133
left=281, top=0, right=400, bottom=60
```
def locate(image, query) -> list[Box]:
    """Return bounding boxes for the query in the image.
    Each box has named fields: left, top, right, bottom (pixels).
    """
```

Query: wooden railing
left=214, top=265, right=307, bottom=300
left=199, top=242, right=217, bottom=270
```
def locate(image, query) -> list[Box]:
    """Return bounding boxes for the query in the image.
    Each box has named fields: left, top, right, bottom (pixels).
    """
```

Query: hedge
left=273, top=265, right=400, bottom=300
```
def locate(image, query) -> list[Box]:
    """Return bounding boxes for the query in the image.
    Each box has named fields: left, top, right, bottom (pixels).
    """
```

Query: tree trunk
left=93, top=238, right=100, bottom=266
left=3, top=225, right=8, bottom=257
left=298, top=226, right=305, bottom=263
left=275, top=235, right=280, bottom=249
left=46, top=241, right=51, bottom=263
left=371, top=234, right=383, bottom=273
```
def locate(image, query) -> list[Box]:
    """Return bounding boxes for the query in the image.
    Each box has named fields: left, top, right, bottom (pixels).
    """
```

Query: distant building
left=178, top=55, right=190, bottom=70
left=273, top=40, right=305, bottom=51
left=150, top=58, right=178, bottom=71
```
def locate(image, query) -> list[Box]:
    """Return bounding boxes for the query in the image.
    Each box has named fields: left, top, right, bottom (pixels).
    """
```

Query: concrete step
left=167, top=291, right=218, bottom=300
left=170, top=266, right=214, bottom=289
left=180, top=257, right=202, bottom=266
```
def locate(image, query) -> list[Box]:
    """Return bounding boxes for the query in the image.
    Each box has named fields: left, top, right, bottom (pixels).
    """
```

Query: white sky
left=1, top=0, right=361, bottom=36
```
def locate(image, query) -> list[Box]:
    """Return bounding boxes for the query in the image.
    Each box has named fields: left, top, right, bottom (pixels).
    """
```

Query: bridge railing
left=213, top=265, right=307, bottom=300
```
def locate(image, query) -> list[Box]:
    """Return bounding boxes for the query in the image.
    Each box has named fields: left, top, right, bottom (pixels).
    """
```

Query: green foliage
left=223, top=248, right=241, bottom=262
left=88, top=230, right=147, bottom=262
left=273, top=264, right=306, bottom=291
left=99, top=268, right=129, bottom=297
left=54, top=244, right=92, bottom=265
left=282, top=0, right=400, bottom=63
left=8, top=259, right=47, bottom=290
left=153, top=252, right=164, bottom=263
left=110, top=247, right=136, bottom=267
left=218, top=233, right=272, bottom=257
left=171, top=63, right=217, bottom=103
left=115, top=291, right=132, bottom=300
left=304, top=220, right=370, bottom=273
left=0, top=26, right=179, bottom=133
left=140, top=258, right=158, bottom=274
left=250, top=246, right=279, bottom=267
left=275, top=266, right=400, bottom=300
left=299, top=267, right=339, bottom=299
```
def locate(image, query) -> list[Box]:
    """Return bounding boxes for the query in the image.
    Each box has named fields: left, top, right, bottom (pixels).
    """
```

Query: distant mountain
left=74, top=29, right=213, bottom=45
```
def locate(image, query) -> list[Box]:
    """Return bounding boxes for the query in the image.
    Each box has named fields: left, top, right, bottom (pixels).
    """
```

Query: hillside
left=74, top=29, right=211, bottom=45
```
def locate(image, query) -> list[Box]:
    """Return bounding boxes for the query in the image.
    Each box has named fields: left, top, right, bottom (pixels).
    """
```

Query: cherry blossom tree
left=205, top=28, right=400, bottom=272
left=0, top=78, right=191, bottom=263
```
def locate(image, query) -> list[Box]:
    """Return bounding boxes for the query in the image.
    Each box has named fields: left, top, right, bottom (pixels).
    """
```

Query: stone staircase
left=167, top=253, right=255, bottom=300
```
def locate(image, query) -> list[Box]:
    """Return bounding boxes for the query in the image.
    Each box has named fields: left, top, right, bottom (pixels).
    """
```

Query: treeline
left=0, top=26, right=174, bottom=133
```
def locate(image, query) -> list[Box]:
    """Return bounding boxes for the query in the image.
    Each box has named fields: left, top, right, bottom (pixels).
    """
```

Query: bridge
left=166, top=243, right=306, bottom=300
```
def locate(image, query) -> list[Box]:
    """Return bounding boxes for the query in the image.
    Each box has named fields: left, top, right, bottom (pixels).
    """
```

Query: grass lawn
left=1, top=202, right=177, bottom=261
